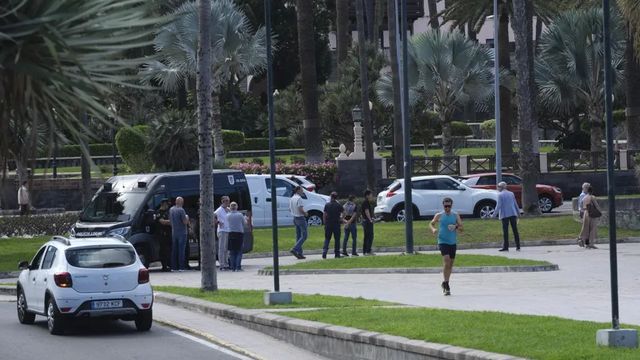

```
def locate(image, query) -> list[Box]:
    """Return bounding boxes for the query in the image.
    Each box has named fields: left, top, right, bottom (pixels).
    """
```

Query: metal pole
left=398, top=0, right=413, bottom=253
left=493, top=0, right=502, bottom=184
left=265, top=0, right=280, bottom=292
left=602, top=0, right=619, bottom=330
left=52, top=136, right=57, bottom=179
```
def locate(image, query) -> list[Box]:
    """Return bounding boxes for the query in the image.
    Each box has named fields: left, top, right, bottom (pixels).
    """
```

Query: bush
left=222, top=130, right=245, bottom=148
left=480, top=119, right=496, bottom=138
left=0, top=212, right=79, bottom=237
left=148, top=110, right=199, bottom=171
left=230, top=137, right=294, bottom=151
left=613, top=109, right=625, bottom=126
left=230, top=162, right=337, bottom=189
left=290, top=155, right=305, bottom=164
left=450, top=121, right=473, bottom=137
left=115, top=125, right=152, bottom=173
left=556, top=130, right=590, bottom=150
left=252, top=158, right=264, bottom=165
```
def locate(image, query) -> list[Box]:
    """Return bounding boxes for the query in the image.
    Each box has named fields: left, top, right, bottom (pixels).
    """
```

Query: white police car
left=16, top=236, right=153, bottom=335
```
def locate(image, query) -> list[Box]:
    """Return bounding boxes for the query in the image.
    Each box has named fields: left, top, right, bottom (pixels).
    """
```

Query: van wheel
left=47, top=297, right=66, bottom=335
left=17, top=288, right=35, bottom=324
left=474, top=201, right=496, bottom=219
left=306, top=211, right=323, bottom=226
left=136, top=246, right=150, bottom=268
left=135, top=309, right=153, bottom=331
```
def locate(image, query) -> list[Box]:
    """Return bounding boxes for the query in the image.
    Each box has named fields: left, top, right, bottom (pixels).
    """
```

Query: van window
left=66, top=247, right=137, bottom=268
left=80, top=191, right=146, bottom=223
left=265, top=178, right=295, bottom=197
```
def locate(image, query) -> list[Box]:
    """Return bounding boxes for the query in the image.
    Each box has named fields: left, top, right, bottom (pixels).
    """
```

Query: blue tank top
left=438, top=211, right=458, bottom=245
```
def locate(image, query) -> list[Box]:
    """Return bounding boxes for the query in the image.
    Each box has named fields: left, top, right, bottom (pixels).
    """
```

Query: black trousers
left=323, top=223, right=341, bottom=256
left=501, top=216, right=520, bottom=249
left=362, top=221, right=374, bottom=254
left=159, top=232, right=172, bottom=268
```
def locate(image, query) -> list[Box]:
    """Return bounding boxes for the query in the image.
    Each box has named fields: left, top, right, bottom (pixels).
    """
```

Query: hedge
left=115, top=125, right=152, bottom=173
left=222, top=130, right=245, bottom=148
left=230, top=137, right=294, bottom=151
left=0, top=213, right=79, bottom=237
left=450, top=121, right=473, bottom=137
left=38, top=143, right=115, bottom=158
left=230, top=162, right=337, bottom=189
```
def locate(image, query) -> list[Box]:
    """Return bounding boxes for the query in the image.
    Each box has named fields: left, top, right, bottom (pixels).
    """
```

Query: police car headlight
left=107, top=226, right=131, bottom=238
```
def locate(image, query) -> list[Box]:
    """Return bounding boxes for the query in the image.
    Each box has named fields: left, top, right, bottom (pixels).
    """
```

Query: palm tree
left=296, top=0, right=323, bottom=164
left=536, top=8, right=625, bottom=152
left=1, top=0, right=162, bottom=182
left=197, top=0, right=217, bottom=291
left=377, top=30, right=494, bottom=159
left=618, top=0, right=640, bottom=150
left=336, top=0, right=351, bottom=68
left=388, top=0, right=404, bottom=172
left=143, top=0, right=268, bottom=166
left=511, top=0, right=540, bottom=215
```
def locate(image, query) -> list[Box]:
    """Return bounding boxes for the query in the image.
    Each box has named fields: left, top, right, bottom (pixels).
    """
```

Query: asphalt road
left=0, top=301, right=250, bottom=360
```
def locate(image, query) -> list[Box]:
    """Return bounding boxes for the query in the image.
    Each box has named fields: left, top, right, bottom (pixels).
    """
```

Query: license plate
left=91, top=300, right=123, bottom=310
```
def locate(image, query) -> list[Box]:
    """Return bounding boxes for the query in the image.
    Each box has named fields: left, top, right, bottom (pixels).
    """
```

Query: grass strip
left=251, top=215, right=640, bottom=253
left=0, top=236, right=49, bottom=273
left=281, top=307, right=640, bottom=360
left=154, top=286, right=394, bottom=309
left=274, top=254, right=550, bottom=270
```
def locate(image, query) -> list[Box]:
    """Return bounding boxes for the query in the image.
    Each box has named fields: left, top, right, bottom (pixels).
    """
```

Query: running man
left=429, top=197, right=463, bottom=296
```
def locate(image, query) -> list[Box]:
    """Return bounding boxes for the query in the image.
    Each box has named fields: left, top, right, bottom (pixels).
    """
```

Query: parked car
left=459, top=173, right=563, bottom=213
left=285, top=174, right=316, bottom=192
left=375, top=175, right=499, bottom=222
left=16, top=236, right=153, bottom=335
left=246, top=174, right=329, bottom=227
left=70, top=170, right=254, bottom=268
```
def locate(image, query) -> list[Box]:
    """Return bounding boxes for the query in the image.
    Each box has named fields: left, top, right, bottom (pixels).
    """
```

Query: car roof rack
left=51, top=236, right=71, bottom=246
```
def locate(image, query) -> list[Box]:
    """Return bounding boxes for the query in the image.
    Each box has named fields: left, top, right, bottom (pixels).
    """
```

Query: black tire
left=391, top=203, right=420, bottom=222
left=135, top=309, right=153, bottom=332
left=47, top=297, right=67, bottom=335
left=16, top=288, right=35, bottom=325
left=474, top=200, right=496, bottom=219
left=136, top=246, right=150, bottom=268
left=306, top=211, right=323, bottom=226
left=538, top=195, right=554, bottom=213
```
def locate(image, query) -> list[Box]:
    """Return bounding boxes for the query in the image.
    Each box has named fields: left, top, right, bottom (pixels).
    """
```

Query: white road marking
left=171, top=330, right=254, bottom=360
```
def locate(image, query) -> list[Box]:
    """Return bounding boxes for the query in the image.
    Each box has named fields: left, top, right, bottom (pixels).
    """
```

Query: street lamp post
left=493, top=0, right=502, bottom=184
left=264, top=0, right=291, bottom=306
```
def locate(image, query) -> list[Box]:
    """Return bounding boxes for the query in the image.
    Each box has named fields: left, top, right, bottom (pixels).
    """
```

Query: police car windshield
left=80, top=191, right=146, bottom=223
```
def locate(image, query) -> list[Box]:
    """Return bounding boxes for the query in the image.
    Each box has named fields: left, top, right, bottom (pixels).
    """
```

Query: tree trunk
left=499, top=3, right=513, bottom=157
left=589, top=106, right=604, bottom=152
left=80, top=112, right=92, bottom=208
left=336, top=0, right=350, bottom=68
left=211, top=90, right=225, bottom=166
left=197, top=0, right=217, bottom=291
left=427, top=0, right=439, bottom=29
left=296, top=0, right=324, bottom=163
left=441, top=117, right=454, bottom=158
left=356, top=0, right=376, bottom=190
left=388, top=0, right=404, bottom=173
left=624, top=28, right=640, bottom=150
left=365, top=0, right=375, bottom=41
left=512, top=0, right=540, bottom=216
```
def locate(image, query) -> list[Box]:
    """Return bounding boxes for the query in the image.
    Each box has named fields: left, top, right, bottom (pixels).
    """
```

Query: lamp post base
left=264, top=291, right=292, bottom=305
left=596, top=329, right=638, bottom=348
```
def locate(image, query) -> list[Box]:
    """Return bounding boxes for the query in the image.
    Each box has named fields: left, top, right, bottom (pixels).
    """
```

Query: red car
left=460, top=173, right=563, bottom=213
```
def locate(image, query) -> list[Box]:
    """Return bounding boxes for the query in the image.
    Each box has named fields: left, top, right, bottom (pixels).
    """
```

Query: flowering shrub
left=0, top=212, right=79, bottom=237
left=231, top=161, right=337, bottom=189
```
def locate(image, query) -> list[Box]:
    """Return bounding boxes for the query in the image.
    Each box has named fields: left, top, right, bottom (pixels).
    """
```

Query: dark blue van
left=71, top=170, right=253, bottom=267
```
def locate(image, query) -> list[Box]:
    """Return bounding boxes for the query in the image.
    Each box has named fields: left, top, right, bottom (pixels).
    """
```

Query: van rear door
left=247, top=177, right=266, bottom=226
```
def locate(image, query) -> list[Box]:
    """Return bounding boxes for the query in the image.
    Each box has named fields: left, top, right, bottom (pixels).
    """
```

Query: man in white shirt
left=289, top=186, right=308, bottom=259
left=17, top=181, right=30, bottom=216
left=214, top=196, right=231, bottom=270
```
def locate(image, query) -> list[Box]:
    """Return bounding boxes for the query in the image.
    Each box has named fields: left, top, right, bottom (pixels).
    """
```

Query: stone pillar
left=349, top=121, right=365, bottom=159
left=620, top=149, right=628, bottom=170
left=539, top=152, right=548, bottom=173
left=459, top=155, right=468, bottom=175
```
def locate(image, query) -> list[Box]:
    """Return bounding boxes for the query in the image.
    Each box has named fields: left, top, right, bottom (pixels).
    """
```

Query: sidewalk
left=150, top=243, right=640, bottom=326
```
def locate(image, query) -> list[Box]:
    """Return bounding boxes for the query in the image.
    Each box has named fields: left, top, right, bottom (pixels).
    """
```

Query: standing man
left=289, top=186, right=308, bottom=259
left=17, top=181, right=30, bottom=216
left=430, top=198, right=463, bottom=296
left=214, top=196, right=230, bottom=270
left=227, top=202, right=247, bottom=271
left=361, top=189, right=375, bottom=256
left=342, top=195, right=358, bottom=256
left=495, top=181, right=521, bottom=252
left=322, top=192, right=344, bottom=259
left=169, top=196, right=189, bottom=271
left=155, top=199, right=172, bottom=272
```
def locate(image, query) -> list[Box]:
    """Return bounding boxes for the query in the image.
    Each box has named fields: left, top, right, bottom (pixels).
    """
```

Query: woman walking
left=579, top=186, right=601, bottom=249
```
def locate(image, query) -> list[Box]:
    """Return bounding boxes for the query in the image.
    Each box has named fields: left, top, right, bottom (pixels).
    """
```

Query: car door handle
left=43, top=278, right=47, bottom=282
left=266, top=198, right=271, bottom=202
left=32, top=278, right=36, bottom=282
left=254, top=197, right=258, bottom=204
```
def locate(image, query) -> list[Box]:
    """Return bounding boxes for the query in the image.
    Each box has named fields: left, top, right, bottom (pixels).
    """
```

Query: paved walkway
left=150, top=243, right=640, bottom=326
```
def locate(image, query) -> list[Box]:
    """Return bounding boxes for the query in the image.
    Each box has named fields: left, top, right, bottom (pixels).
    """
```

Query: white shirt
left=214, top=206, right=229, bottom=233
left=289, top=194, right=305, bottom=217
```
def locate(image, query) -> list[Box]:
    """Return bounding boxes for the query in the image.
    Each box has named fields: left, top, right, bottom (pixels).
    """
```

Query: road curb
left=153, top=317, right=265, bottom=360
left=0, top=272, right=20, bottom=279
left=154, top=291, right=525, bottom=360
left=257, top=264, right=559, bottom=276
left=243, top=237, right=640, bottom=259
left=0, top=286, right=16, bottom=296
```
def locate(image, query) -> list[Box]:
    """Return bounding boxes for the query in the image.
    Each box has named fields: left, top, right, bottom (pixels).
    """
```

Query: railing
left=547, top=151, right=617, bottom=172
left=7, top=155, right=124, bottom=170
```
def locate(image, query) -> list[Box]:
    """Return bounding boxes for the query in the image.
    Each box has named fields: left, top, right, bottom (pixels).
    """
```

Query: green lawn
left=154, top=286, right=393, bottom=309
left=251, top=215, right=640, bottom=253
left=282, top=308, right=640, bottom=360
left=0, top=236, right=49, bottom=272
left=275, top=254, right=549, bottom=270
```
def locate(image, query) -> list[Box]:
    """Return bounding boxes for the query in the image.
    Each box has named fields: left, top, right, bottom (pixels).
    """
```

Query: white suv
left=16, top=236, right=153, bottom=335
left=375, top=175, right=499, bottom=222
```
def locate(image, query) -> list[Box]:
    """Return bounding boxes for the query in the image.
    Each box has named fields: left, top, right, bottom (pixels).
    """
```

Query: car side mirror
left=18, top=261, right=29, bottom=270
left=457, top=186, right=466, bottom=191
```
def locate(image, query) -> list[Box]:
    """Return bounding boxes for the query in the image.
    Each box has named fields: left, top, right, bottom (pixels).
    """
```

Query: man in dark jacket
left=322, top=192, right=344, bottom=259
